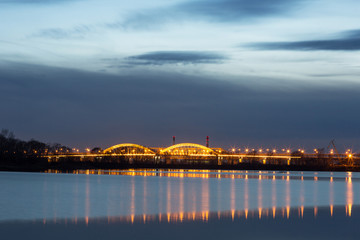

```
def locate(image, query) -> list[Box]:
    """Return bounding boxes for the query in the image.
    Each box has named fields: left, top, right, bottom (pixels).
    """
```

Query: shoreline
left=1, top=161, right=360, bottom=173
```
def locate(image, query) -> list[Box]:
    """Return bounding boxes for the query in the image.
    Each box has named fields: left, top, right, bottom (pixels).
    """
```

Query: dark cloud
left=345, top=29, right=360, bottom=38
left=114, top=0, right=303, bottom=30
left=178, top=0, right=300, bottom=22
left=1, top=61, right=360, bottom=151
left=247, top=29, right=360, bottom=51
left=125, top=51, right=226, bottom=65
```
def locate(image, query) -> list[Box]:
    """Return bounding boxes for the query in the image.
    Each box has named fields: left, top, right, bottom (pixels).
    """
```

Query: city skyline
left=1, top=0, right=360, bottom=150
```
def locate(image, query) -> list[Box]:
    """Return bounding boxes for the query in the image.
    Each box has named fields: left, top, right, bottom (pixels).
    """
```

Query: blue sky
left=1, top=0, right=360, bottom=151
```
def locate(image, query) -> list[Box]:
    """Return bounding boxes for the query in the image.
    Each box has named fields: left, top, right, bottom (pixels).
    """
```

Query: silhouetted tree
left=0, top=129, right=70, bottom=163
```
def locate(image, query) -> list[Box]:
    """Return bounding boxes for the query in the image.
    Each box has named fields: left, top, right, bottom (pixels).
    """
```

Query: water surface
left=0, top=169, right=359, bottom=239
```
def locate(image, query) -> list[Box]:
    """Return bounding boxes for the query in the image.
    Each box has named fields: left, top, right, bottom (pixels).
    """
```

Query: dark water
left=0, top=169, right=359, bottom=239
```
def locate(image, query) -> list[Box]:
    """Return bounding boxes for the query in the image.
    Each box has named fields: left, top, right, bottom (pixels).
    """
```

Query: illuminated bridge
left=46, top=142, right=317, bottom=166
left=45, top=142, right=360, bottom=168
left=103, top=143, right=156, bottom=155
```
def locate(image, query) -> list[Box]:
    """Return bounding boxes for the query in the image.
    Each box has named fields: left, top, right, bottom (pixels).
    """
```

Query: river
left=0, top=169, right=359, bottom=239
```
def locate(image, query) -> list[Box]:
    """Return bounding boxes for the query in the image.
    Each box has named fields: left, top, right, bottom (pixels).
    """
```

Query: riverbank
left=1, top=160, right=360, bottom=173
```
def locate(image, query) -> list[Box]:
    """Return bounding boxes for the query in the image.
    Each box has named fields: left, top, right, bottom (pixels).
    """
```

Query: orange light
left=330, top=205, right=333, bottom=217
left=272, top=207, right=276, bottom=218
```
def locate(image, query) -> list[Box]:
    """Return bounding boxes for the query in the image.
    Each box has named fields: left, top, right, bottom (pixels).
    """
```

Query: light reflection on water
left=30, top=206, right=360, bottom=225
left=0, top=169, right=358, bottom=223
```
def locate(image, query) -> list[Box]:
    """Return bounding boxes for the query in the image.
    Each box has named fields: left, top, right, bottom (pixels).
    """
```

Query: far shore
left=1, top=161, right=360, bottom=173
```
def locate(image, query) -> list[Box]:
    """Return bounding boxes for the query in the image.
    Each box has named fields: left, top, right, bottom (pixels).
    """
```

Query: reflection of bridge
left=44, top=169, right=356, bottom=224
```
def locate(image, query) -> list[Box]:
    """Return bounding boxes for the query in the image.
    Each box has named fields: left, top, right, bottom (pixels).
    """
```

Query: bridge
left=48, top=142, right=355, bottom=167
left=49, top=143, right=304, bottom=158
left=42, top=143, right=360, bottom=169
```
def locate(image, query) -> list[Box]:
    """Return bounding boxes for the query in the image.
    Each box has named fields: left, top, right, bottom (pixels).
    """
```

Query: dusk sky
left=1, top=0, right=360, bottom=151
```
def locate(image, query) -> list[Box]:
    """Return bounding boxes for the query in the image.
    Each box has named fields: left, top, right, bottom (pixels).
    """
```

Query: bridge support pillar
left=166, top=158, right=172, bottom=164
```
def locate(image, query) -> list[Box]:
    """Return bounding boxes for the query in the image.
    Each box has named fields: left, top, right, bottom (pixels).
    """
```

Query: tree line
left=0, top=129, right=70, bottom=163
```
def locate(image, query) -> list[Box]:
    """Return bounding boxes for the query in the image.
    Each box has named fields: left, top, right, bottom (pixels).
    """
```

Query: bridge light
left=273, top=149, right=276, bottom=153
left=232, top=148, right=235, bottom=152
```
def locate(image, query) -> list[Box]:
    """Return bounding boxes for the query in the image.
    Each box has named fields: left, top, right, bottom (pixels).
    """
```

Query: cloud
left=247, top=29, right=360, bottom=51
left=0, top=0, right=78, bottom=4
left=114, top=0, right=303, bottom=30
left=32, top=25, right=92, bottom=39
left=177, top=0, right=300, bottom=22
left=1, top=61, right=360, bottom=150
left=124, top=51, right=227, bottom=65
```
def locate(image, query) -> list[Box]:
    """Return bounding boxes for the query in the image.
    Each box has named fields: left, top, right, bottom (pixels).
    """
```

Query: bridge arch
left=160, top=143, right=217, bottom=155
left=103, top=143, right=155, bottom=154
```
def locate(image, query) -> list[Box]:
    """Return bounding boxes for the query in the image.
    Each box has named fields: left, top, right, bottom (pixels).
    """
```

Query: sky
left=1, top=0, right=360, bottom=152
